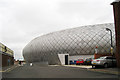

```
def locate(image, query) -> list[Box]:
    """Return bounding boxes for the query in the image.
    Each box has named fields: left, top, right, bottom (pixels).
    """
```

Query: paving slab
left=63, top=65, right=92, bottom=69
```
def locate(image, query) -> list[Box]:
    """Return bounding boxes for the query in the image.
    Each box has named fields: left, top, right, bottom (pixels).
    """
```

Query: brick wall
left=2, top=54, right=14, bottom=67
left=112, top=1, right=120, bottom=68
left=94, top=53, right=112, bottom=59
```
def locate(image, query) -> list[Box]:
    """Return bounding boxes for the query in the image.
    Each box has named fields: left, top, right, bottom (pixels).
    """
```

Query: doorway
left=65, top=55, right=68, bottom=65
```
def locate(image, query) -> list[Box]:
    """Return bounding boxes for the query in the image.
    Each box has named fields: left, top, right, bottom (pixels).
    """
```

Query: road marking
left=0, top=65, right=19, bottom=73
left=0, top=71, right=5, bottom=72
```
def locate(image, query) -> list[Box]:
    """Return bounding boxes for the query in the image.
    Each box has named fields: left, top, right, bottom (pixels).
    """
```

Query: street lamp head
left=106, top=28, right=110, bottom=31
left=105, top=27, right=113, bottom=53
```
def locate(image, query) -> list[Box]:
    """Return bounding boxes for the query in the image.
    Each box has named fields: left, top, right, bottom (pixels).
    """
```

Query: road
left=2, top=64, right=118, bottom=78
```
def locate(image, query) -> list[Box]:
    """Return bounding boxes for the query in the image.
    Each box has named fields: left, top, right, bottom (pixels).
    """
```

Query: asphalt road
left=2, top=64, right=118, bottom=78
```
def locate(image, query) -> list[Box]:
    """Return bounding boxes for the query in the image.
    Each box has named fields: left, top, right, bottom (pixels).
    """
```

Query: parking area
left=69, top=56, right=117, bottom=68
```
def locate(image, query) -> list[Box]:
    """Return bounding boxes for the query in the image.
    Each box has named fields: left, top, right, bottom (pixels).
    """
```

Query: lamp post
left=106, top=28, right=114, bottom=67
left=106, top=28, right=113, bottom=54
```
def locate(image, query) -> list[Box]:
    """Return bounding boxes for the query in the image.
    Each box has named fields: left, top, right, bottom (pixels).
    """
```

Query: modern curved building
left=23, top=23, right=115, bottom=65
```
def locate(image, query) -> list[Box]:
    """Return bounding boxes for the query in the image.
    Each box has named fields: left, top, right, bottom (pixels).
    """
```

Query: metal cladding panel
left=23, top=23, right=115, bottom=64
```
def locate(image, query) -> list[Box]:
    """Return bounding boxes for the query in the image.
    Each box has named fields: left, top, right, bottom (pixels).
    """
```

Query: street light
left=106, top=28, right=114, bottom=67
left=106, top=28, right=113, bottom=54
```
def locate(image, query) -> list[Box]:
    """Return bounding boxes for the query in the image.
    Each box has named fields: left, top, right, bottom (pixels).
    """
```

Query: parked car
left=69, top=60, right=74, bottom=65
left=84, top=58, right=92, bottom=65
left=73, top=60, right=77, bottom=65
left=76, top=59, right=84, bottom=65
left=91, top=56, right=116, bottom=68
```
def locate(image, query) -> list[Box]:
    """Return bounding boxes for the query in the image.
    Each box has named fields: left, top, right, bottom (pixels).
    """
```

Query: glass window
left=106, top=57, right=113, bottom=59
left=98, top=57, right=106, bottom=59
left=78, top=59, right=83, bottom=61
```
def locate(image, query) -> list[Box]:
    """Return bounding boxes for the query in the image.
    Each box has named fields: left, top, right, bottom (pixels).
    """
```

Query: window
left=106, top=57, right=114, bottom=59
left=78, top=59, right=83, bottom=61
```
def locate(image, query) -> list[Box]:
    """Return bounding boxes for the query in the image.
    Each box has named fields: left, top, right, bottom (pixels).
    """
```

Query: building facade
left=23, top=23, right=115, bottom=65
left=0, top=43, right=14, bottom=67
left=111, top=1, right=120, bottom=68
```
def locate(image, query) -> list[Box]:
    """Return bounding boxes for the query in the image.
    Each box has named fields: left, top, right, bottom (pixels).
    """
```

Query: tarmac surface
left=2, top=64, right=119, bottom=78
left=63, top=65, right=120, bottom=75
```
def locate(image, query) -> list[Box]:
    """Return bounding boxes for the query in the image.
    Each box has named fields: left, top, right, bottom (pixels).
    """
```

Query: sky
left=0, top=0, right=115, bottom=60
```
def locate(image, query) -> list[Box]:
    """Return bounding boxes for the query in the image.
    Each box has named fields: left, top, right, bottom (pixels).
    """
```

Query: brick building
left=111, top=1, right=120, bottom=68
left=0, top=42, right=14, bottom=67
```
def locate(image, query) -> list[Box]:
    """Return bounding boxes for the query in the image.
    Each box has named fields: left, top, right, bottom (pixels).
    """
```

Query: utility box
left=58, top=54, right=69, bottom=65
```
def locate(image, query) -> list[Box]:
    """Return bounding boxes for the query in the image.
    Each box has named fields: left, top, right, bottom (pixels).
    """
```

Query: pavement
left=63, top=65, right=92, bottom=69
left=63, top=65, right=120, bottom=75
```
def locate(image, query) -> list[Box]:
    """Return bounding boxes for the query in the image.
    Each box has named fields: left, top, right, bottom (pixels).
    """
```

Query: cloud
left=0, top=0, right=115, bottom=60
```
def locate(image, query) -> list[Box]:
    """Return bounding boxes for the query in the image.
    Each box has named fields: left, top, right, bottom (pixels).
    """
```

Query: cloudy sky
left=0, top=0, right=115, bottom=60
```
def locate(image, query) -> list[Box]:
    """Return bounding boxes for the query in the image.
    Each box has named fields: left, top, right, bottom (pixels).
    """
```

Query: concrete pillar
left=111, top=1, right=120, bottom=68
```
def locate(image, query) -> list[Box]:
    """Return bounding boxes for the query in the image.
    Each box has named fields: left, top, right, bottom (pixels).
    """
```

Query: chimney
left=111, top=1, right=120, bottom=68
